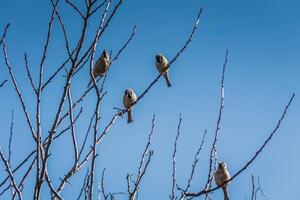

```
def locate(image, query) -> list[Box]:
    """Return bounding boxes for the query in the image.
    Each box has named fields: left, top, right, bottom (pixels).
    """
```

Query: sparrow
left=88, top=50, right=110, bottom=87
left=155, top=53, right=172, bottom=87
left=214, top=161, right=231, bottom=200
left=123, top=89, right=137, bottom=123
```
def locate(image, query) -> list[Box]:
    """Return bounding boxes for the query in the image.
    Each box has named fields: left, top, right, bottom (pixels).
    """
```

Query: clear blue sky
left=0, top=0, right=299, bottom=199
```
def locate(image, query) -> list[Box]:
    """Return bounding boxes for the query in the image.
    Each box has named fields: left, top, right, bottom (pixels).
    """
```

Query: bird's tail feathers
left=163, top=72, right=172, bottom=88
left=222, top=187, right=229, bottom=200
left=127, top=109, right=133, bottom=124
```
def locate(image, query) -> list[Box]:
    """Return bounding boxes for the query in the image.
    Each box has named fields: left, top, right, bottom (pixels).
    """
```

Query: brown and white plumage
left=214, top=162, right=231, bottom=200
left=88, top=50, right=110, bottom=87
left=155, top=53, right=172, bottom=87
left=123, top=89, right=137, bottom=124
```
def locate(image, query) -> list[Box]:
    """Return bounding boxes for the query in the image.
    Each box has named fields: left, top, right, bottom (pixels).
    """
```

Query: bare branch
left=184, top=93, right=295, bottom=198
left=204, top=50, right=228, bottom=193
left=8, top=110, right=14, bottom=164
left=45, top=171, right=63, bottom=200
left=0, top=147, right=22, bottom=200
left=67, top=87, right=79, bottom=165
left=41, top=52, right=75, bottom=91
left=77, top=170, right=89, bottom=200
left=78, top=113, right=95, bottom=160
left=0, top=150, right=35, bottom=188
left=110, top=25, right=137, bottom=65
left=2, top=39, right=37, bottom=141
left=24, top=53, right=37, bottom=92
left=65, top=0, right=84, bottom=19
left=178, top=130, right=208, bottom=199
left=53, top=107, right=83, bottom=141
left=13, top=158, right=36, bottom=198
left=101, top=168, right=109, bottom=200
left=50, top=0, right=73, bottom=59
left=128, top=115, right=156, bottom=200
left=129, top=151, right=153, bottom=200
left=251, top=175, right=255, bottom=200
left=89, top=0, right=109, bottom=16
left=170, top=114, right=183, bottom=200
left=255, top=177, right=266, bottom=200
left=0, top=23, right=10, bottom=45
left=0, top=80, right=8, bottom=88
left=250, top=175, right=267, bottom=200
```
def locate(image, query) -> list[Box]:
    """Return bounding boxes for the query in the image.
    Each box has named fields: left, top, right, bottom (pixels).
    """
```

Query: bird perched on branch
left=123, top=89, right=137, bottom=123
left=155, top=53, right=172, bottom=87
left=214, top=161, right=231, bottom=200
left=88, top=50, right=110, bottom=87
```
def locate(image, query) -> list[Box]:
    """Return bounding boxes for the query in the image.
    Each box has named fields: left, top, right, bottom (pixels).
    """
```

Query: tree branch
left=0, top=147, right=22, bottom=200
left=184, top=93, right=295, bottom=198
left=170, top=114, right=183, bottom=200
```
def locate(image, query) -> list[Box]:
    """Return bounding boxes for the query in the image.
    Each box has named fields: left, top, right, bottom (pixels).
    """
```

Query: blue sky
left=0, top=0, right=299, bottom=199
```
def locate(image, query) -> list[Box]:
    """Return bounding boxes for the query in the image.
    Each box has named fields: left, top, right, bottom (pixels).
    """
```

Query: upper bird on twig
left=155, top=53, right=172, bottom=88
left=88, top=50, right=110, bottom=87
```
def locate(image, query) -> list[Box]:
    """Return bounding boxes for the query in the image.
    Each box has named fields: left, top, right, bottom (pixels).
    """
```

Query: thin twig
left=67, top=87, right=79, bottom=165
left=0, top=23, right=10, bottom=45
left=77, top=170, right=89, bottom=200
left=110, top=25, right=137, bottom=65
left=51, top=0, right=73, bottom=59
left=24, top=53, right=37, bottom=92
left=170, top=114, right=183, bottom=200
left=251, top=175, right=255, bottom=200
left=13, top=158, right=36, bottom=199
left=78, top=113, right=95, bottom=160
left=2, top=39, right=36, bottom=141
left=178, top=130, right=208, bottom=199
left=45, top=171, right=63, bottom=200
left=0, top=150, right=35, bottom=188
left=89, top=0, right=109, bottom=16
left=129, top=115, right=156, bottom=200
left=204, top=50, right=228, bottom=193
left=0, top=80, right=8, bottom=88
left=65, top=0, right=84, bottom=18
left=255, top=177, right=266, bottom=200
left=41, top=54, right=73, bottom=90
left=8, top=110, right=14, bottom=164
left=101, top=168, right=108, bottom=200
left=0, top=147, right=22, bottom=200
